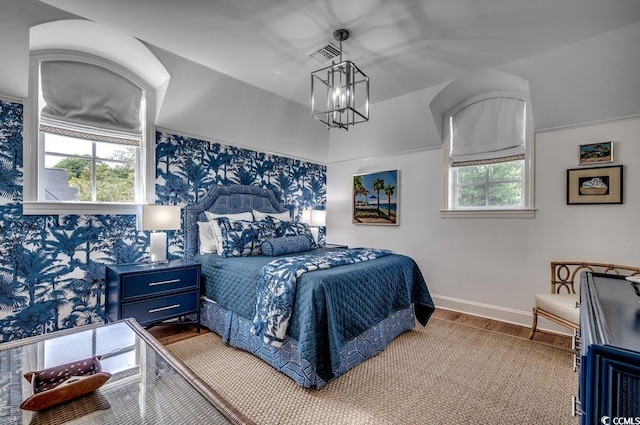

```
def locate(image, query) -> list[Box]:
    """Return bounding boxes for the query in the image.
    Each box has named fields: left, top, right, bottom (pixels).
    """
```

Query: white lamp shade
left=310, top=210, right=326, bottom=227
left=141, top=205, right=181, bottom=231
left=301, top=209, right=312, bottom=225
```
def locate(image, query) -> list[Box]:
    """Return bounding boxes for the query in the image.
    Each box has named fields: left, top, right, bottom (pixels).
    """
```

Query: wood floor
left=148, top=308, right=572, bottom=351
left=431, top=308, right=572, bottom=350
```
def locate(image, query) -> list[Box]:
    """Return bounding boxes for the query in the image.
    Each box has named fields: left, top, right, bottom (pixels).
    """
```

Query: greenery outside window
left=43, top=132, right=137, bottom=203
left=454, top=160, right=523, bottom=208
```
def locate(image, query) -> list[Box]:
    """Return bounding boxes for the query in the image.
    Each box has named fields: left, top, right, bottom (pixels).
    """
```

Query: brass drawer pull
left=148, top=304, right=180, bottom=313
left=149, top=279, right=180, bottom=287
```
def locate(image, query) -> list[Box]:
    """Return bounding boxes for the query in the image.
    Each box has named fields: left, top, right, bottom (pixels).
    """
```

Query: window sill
left=23, top=202, right=139, bottom=216
left=440, top=209, right=536, bottom=219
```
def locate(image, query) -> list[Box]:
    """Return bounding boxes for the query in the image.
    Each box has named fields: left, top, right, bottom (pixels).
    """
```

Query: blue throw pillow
left=217, top=218, right=276, bottom=257
left=261, top=235, right=311, bottom=256
left=267, top=218, right=317, bottom=249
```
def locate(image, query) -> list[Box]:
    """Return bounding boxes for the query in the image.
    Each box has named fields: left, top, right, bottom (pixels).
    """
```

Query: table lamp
left=140, top=205, right=181, bottom=263
left=301, top=209, right=326, bottom=246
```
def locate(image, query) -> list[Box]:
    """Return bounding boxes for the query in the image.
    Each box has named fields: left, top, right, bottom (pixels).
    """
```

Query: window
left=42, top=126, right=138, bottom=203
left=24, top=51, right=156, bottom=215
left=454, top=161, right=523, bottom=208
left=442, top=91, right=534, bottom=218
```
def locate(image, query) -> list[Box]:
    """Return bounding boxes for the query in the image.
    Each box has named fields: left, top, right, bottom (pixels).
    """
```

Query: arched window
left=23, top=20, right=169, bottom=215
left=432, top=72, right=535, bottom=218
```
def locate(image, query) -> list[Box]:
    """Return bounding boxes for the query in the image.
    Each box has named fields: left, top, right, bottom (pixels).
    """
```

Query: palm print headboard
left=183, top=184, right=288, bottom=259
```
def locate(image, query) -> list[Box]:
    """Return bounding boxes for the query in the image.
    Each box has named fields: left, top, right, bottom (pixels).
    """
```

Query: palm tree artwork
left=385, top=183, right=396, bottom=216
left=352, top=170, right=398, bottom=225
left=372, top=178, right=385, bottom=211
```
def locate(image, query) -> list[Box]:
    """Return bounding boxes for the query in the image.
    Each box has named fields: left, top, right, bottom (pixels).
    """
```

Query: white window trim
left=23, top=50, right=156, bottom=215
left=441, top=90, right=535, bottom=219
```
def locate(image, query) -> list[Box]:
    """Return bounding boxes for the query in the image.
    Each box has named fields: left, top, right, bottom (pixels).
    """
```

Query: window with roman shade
left=39, top=60, right=143, bottom=143
left=442, top=91, right=534, bottom=217
left=24, top=50, right=157, bottom=215
left=37, top=59, right=143, bottom=205
left=24, top=20, right=168, bottom=215
left=449, top=96, right=526, bottom=167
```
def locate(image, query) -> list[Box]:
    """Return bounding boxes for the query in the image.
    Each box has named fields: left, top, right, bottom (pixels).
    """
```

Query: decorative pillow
left=197, top=221, right=217, bottom=254
left=261, top=235, right=311, bottom=256
left=268, top=217, right=317, bottom=249
left=205, top=211, right=254, bottom=252
left=217, top=218, right=276, bottom=257
left=252, top=210, right=291, bottom=222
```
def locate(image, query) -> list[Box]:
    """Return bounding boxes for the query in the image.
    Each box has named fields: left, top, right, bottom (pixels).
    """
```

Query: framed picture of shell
left=353, top=170, right=399, bottom=225
left=567, top=165, right=623, bottom=205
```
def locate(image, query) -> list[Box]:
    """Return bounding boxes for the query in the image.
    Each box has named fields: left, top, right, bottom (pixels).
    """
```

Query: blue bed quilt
left=195, top=247, right=434, bottom=382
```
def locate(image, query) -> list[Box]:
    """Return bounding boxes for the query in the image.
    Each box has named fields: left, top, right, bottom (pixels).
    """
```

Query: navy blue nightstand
left=105, top=259, right=201, bottom=332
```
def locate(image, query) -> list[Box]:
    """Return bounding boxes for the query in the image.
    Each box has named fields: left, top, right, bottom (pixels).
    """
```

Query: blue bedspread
left=251, top=248, right=394, bottom=347
left=195, top=247, right=434, bottom=382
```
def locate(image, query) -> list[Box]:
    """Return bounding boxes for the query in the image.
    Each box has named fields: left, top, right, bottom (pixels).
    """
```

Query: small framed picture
left=579, top=141, right=613, bottom=165
left=567, top=165, right=623, bottom=205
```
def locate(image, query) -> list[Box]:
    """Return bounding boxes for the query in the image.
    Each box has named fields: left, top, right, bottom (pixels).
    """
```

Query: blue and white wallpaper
left=155, top=131, right=326, bottom=216
left=0, top=98, right=326, bottom=342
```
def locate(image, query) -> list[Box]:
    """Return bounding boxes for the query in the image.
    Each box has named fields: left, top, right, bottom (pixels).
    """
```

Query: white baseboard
left=431, top=294, right=573, bottom=336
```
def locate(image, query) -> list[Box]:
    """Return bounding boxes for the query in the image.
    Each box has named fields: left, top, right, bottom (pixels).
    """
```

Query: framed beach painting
left=579, top=141, right=613, bottom=165
left=567, top=165, right=623, bottom=205
left=353, top=170, right=399, bottom=225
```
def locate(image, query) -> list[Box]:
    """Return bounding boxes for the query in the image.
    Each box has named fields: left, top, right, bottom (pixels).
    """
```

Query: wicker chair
left=528, top=261, right=640, bottom=340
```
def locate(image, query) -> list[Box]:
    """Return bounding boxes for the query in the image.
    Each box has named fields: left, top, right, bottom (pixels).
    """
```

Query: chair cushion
left=534, top=293, right=580, bottom=324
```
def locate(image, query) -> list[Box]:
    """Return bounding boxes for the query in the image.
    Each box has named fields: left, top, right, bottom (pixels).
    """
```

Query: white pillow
left=252, top=209, right=291, bottom=222
left=204, top=211, right=254, bottom=253
left=197, top=221, right=217, bottom=254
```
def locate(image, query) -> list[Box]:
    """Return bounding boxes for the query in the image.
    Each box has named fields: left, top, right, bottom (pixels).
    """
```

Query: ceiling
left=36, top=0, right=640, bottom=107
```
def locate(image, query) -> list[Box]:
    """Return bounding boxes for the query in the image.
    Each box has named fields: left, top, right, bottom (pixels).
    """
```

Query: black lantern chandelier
left=311, top=29, right=370, bottom=130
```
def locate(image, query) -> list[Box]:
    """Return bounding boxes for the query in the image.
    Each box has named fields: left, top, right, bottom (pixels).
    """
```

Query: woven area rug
left=167, top=318, right=578, bottom=425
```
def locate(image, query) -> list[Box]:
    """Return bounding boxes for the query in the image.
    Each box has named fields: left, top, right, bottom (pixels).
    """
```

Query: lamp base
left=149, top=232, right=168, bottom=263
left=310, top=227, right=320, bottom=246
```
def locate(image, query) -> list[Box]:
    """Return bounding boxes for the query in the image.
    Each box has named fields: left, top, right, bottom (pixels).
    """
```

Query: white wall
left=326, top=22, right=640, bottom=333
left=327, top=84, right=445, bottom=162
left=327, top=117, right=640, bottom=333
left=149, top=45, right=328, bottom=161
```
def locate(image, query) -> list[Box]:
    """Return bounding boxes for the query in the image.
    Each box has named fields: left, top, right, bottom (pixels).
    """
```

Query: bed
left=184, top=184, right=434, bottom=388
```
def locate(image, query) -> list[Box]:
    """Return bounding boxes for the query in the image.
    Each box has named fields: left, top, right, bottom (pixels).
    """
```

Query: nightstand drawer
left=122, top=291, right=199, bottom=325
left=122, top=267, right=198, bottom=299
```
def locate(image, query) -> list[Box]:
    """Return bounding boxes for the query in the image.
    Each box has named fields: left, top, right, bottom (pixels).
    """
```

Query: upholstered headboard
left=184, top=184, right=289, bottom=259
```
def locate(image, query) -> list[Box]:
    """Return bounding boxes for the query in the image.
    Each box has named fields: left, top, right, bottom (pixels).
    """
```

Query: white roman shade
left=40, top=60, right=142, bottom=142
left=450, top=97, right=526, bottom=167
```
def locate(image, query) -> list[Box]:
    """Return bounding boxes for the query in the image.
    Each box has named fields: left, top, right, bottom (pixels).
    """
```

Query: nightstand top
left=106, top=258, right=199, bottom=274
left=324, top=243, right=348, bottom=249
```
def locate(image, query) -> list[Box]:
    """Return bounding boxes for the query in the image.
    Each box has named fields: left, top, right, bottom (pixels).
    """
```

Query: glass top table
left=0, top=318, right=250, bottom=424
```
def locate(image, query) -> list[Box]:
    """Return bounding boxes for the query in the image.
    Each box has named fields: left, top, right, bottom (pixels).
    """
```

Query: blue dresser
left=105, top=259, right=201, bottom=331
left=577, top=272, right=640, bottom=424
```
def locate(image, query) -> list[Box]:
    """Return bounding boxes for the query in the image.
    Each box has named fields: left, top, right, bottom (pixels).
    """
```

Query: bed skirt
left=199, top=297, right=417, bottom=389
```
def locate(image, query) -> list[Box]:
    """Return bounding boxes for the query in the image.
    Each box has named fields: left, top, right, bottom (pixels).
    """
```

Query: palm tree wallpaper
left=0, top=99, right=326, bottom=342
